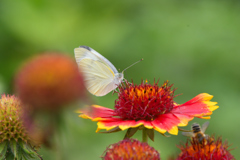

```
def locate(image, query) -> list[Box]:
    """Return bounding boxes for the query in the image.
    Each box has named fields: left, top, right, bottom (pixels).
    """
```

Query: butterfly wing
left=79, top=58, right=120, bottom=96
left=74, top=46, right=123, bottom=96
left=74, top=46, right=119, bottom=74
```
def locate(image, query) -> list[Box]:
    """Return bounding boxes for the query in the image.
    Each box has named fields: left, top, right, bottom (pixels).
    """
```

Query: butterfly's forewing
left=79, top=58, right=117, bottom=96
left=75, top=46, right=99, bottom=62
left=74, top=46, right=119, bottom=74
left=74, top=46, right=123, bottom=96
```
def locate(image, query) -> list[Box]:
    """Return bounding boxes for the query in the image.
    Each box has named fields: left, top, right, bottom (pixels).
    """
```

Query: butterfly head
left=115, top=73, right=124, bottom=83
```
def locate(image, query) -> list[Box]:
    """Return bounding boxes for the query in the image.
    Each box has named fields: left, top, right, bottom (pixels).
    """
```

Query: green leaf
left=98, top=127, right=122, bottom=133
left=0, top=141, right=7, bottom=160
left=9, top=140, right=17, bottom=158
left=146, top=129, right=155, bottom=141
left=0, top=141, right=7, bottom=154
left=124, top=127, right=138, bottom=139
left=17, top=145, right=23, bottom=160
left=19, top=143, right=31, bottom=155
left=19, top=143, right=42, bottom=160
left=22, top=151, right=32, bottom=160
left=5, top=151, right=14, bottom=160
left=22, top=150, right=42, bottom=160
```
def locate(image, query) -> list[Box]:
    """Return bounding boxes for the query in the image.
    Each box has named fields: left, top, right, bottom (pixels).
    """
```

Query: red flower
left=103, top=139, right=160, bottom=160
left=15, top=53, right=86, bottom=111
left=78, top=80, right=218, bottom=137
left=176, top=136, right=235, bottom=160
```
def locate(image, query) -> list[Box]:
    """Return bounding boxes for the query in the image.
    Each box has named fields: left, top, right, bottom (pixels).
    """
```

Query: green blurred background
left=0, top=0, right=239, bottom=159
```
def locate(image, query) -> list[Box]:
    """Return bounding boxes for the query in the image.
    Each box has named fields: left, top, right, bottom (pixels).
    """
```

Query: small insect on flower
left=182, top=121, right=212, bottom=145
left=176, top=136, right=236, bottom=160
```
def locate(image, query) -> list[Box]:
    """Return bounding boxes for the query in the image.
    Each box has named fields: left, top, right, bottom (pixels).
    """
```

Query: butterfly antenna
left=122, top=58, right=143, bottom=73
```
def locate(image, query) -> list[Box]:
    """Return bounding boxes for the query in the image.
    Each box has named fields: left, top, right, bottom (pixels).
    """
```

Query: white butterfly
left=74, top=46, right=124, bottom=96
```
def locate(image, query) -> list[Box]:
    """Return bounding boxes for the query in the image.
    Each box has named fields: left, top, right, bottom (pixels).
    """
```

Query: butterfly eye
left=119, top=73, right=123, bottom=78
left=117, top=73, right=124, bottom=81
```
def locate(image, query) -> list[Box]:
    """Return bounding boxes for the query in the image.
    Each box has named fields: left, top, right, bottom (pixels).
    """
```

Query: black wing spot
left=80, top=45, right=91, bottom=51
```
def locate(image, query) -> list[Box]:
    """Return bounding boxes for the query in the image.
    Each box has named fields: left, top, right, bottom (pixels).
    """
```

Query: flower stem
left=142, top=128, right=148, bottom=143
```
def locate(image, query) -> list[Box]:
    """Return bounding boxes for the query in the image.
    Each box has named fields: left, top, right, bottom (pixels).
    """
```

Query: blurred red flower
left=103, top=139, right=160, bottom=160
left=15, top=53, right=86, bottom=111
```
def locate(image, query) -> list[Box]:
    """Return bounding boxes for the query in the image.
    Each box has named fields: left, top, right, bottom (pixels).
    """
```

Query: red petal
left=96, top=119, right=154, bottom=132
left=172, top=113, right=194, bottom=126
left=172, top=93, right=215, bottom=117
left=152, top=113, right=180, bottom=135
left=77, top=105, right=115, bottom=120
left=97, top=119, right=145, bottom=131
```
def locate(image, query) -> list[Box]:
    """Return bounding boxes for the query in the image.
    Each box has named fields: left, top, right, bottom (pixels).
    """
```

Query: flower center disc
left=114, top=80, right=175, bottom=121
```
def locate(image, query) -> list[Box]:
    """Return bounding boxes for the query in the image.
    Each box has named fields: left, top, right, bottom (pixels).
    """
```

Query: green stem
left=142, top=128, right=148, bottom=143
